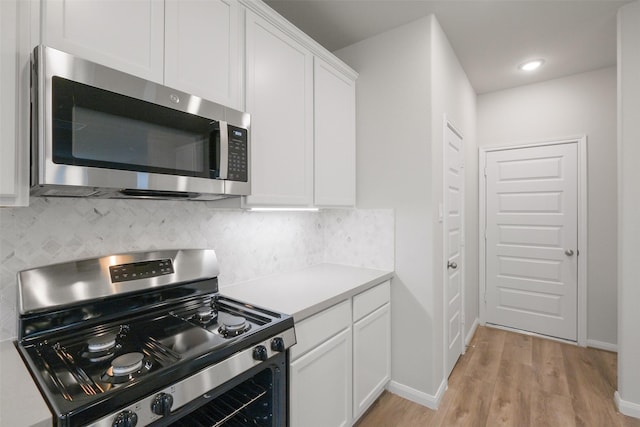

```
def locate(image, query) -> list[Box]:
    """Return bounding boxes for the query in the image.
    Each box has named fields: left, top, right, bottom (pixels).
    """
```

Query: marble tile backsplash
left=323, top=208, right=394, bottom=271
left=0, top=197, right=393, bottom=340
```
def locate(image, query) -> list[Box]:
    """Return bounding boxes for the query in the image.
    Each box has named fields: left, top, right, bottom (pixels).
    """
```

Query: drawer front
left=353, top=281, right=390, bottom=322
left=290, top=300, right=351, bottom=360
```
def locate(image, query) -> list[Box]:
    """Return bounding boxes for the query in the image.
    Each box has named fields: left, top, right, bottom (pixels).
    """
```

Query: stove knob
left=151, top=392, right=174, bottom=417
left=271, top=337, right=285, bottom=352
left=253, top=345, right=268, bottom=361
left=112, top=410, right=138, bottom=427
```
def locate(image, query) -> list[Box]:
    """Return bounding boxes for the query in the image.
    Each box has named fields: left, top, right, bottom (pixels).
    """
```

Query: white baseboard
left=615, top=391, right=640, bottom=419
left=386, top=379, right=447, bottom=410
left=586, top=339, right=618, bottom=352
left=465, top=318, right=479, bottom=348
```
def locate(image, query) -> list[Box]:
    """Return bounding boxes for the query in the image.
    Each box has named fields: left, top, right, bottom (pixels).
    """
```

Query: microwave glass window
left=51, top=77, right=216, bottom=178
left=71, top=107, right=206, bottom=173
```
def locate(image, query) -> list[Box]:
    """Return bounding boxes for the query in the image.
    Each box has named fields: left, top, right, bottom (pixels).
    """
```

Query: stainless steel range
left=15, top=249, right=296, bottom=426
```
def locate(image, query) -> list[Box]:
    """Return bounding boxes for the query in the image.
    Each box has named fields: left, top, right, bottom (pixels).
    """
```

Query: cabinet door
left=244, top=11, right=313, bottom=207
left=353, top=303, right=391, bottom=420
left=165, top=0, right=241, bottom=109
left=314, top=58, right=356, bottom=207
left=0, top=0, right=29, bottom=206
left=290, top=328, right=352, bottom=427
left=43, top=0, right=164, bottom=82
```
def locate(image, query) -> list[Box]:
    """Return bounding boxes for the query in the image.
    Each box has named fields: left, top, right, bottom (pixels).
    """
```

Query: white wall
left=617, top=0, right=640, bottom=417
left=477, top=67, right=618, bottom=348
left=429, top=17, right=479, bottom=358
left=335, top=15, right=435, bottom=398
left=335, top=15, right=476, bottom=405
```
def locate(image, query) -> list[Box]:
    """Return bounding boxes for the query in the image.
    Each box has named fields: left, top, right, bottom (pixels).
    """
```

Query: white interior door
left=444, top=122, right=464, bottom=377
left=484, top=143, right=578, bottom=341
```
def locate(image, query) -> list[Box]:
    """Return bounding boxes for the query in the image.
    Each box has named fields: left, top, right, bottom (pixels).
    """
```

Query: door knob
left=447, top=261, right=458, bottom=270
left=565, top=249, right=574, bottom=256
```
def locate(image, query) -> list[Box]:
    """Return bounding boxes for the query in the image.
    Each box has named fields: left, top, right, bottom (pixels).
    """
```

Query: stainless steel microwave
left=31, top=46, right=250, bottom=201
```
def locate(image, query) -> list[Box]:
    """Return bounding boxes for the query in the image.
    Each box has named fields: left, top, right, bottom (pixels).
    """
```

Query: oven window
left=51, top=76, right=217, bottom=178
left=170, top=369, right=276, bottom=427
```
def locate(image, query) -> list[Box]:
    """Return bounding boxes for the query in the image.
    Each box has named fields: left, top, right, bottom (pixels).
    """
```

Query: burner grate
left=52, top=343, right=104, bottom=396
left=143, top=337, right=181, bottom=365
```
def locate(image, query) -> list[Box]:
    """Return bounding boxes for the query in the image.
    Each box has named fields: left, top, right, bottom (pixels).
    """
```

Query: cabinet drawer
left=353, top=281, right=390, bottom=322
left=290, top=300, right=351, bottom=361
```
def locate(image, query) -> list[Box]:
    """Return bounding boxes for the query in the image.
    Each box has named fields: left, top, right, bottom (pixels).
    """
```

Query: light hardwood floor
left=355, top=326, right=640, bottom=427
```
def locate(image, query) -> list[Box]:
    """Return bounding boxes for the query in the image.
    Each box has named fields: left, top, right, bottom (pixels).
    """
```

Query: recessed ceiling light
left=519, top=59, right=545, bottom=71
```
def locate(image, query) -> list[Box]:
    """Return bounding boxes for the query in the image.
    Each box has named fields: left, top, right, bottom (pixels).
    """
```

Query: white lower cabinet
left=289, top=281, right=391, bottom=426
left=289, top=300, right=352, bottom=427
left=353, top=281, right=391, bottom=420
left=290, top=328, right=352, bottom=427
left=353, top=303, right=391, bottom=419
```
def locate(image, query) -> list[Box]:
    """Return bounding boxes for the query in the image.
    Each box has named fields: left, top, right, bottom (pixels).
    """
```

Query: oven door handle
left=218, top=121, right=229, bottom=180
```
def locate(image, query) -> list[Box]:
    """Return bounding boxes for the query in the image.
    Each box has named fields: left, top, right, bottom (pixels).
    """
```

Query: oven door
left=152, top=352, right=287, bottom=427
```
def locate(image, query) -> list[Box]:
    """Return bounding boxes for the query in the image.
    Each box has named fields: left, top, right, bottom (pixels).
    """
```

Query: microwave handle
left=218, top=121, right=229, bottom=180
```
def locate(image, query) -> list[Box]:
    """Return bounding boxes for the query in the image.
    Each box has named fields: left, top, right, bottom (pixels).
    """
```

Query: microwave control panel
left=227, top=125, right=248, bottom=182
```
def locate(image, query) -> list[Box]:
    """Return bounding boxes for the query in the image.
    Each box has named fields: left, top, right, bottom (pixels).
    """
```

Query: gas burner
left=112, top=352, right=144, bottom=375
left=218, top=313, right=251, bottom=338
left=193, top=306, right=217, bottom=325
left=81, top=332, right=119, bottom=362
left=101, top=352, right=153, bottom=384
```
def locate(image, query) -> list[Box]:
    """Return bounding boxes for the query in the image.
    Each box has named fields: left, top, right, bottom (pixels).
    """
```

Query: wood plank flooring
left=355, top=326, right=640, bottom=427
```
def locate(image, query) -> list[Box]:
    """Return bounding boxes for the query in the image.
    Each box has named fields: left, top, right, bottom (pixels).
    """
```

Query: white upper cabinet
left=1, top=0, right=30, bottom=207
left=42, top=0, right=164, bottom=82
left=165, top=0, right=241, bottom=109
left=314, top=58, right=356, bottom=207
left=244, top=10, right=314, bottom=207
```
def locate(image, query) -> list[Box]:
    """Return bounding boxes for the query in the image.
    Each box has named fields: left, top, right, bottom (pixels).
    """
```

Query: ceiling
left=263, top=0, right=630, bottom=94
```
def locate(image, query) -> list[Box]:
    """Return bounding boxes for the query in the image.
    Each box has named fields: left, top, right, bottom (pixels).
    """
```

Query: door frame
left=443, top=116, right=466, bottom=376
left=479, top=136, right=588, bottom=346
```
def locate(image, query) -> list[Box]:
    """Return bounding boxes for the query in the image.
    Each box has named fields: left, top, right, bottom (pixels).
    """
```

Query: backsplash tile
left=322, top=208, right=395, bottom=271
left=0, top=198, right=393, bottom=341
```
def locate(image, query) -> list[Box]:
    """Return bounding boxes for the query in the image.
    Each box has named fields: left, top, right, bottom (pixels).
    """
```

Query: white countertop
left=221, top=263, right=394, bottom=322
left=0, top=340, right=51, bottom=427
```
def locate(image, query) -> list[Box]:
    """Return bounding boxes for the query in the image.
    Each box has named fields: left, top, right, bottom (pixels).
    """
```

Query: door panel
left=485, top=143, right=578, bottom=341
left=290, top=328, right=352, bottom=427
left=445, top=123, right=464, bottom=377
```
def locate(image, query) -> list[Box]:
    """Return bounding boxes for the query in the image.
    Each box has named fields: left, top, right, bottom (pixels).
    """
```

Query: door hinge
left=483, top=167, right=487, bottom=177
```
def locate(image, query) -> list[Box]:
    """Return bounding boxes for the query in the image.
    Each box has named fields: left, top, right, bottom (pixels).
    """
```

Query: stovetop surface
left=18, top=294, right=292, bottom=423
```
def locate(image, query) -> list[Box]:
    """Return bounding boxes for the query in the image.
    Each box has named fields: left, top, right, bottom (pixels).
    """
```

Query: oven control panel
left=109, top=259, right=174, bottom=283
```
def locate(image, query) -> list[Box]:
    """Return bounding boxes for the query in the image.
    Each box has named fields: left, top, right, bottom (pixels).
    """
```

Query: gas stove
left=15, top=249, right=295, bottom=427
